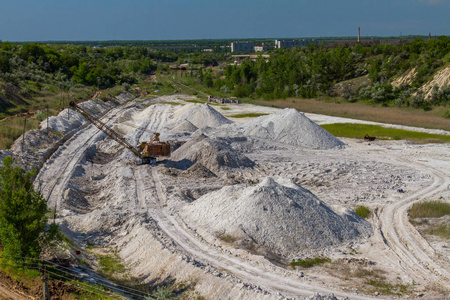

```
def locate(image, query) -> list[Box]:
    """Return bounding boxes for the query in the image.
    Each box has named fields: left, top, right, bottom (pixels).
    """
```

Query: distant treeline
left=0, top=41, right=225, bottom=89
left=0, top=36, right=449, bottom=110
left=191, top=36, right=450, bottom=108
left=8, top=35, right=432, bottom=47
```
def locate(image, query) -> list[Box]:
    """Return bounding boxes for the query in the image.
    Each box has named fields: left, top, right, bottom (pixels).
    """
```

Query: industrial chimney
left=358, top=27, right=360, bottom=42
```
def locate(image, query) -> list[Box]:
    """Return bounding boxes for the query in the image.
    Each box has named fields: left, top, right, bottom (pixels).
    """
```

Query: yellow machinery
left=69, top=101, right=170, bottom=164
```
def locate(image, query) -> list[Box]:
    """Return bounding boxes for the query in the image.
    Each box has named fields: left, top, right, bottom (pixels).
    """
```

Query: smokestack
left=358, top=27, right=360, bottom=42
left=429, top=32, right=431, bottom=40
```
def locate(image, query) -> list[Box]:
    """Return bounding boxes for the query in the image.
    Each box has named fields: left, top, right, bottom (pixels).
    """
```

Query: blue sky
left=0, top=0, right=448, bottom=41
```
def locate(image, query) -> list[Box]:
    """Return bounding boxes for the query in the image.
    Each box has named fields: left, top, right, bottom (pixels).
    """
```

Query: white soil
left=19, top=94, right=450, bottom=300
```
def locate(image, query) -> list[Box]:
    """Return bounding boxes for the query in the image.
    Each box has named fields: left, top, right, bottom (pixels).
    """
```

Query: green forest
left=0, top=36, right=449, bottom=116
left=201, top=37, right=450, bottom=108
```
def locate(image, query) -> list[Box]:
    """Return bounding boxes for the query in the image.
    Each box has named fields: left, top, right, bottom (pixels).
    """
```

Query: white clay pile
left=181, top=177, right=372, bottom=258
left=173, top=103, right=232, bottom=129
left=220, top=108, right=345, bottom=149
left=170, top=133, right=255, bottom=172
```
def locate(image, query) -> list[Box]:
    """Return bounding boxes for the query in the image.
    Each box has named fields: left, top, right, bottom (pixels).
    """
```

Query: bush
left=394, top=98, right=404, bottom=107
left=410, top=90, right=425, bottom=107
left=354, top=205, right=371, bottom=219
left=443, top=110, right=450, bottom=119
left=122, top=82, right=131, bottom=92
left=34, top=110, right=47, bottom=122
left=0, top=156, right=48, bottom=261
left=145, top=285, right=177, bottom=300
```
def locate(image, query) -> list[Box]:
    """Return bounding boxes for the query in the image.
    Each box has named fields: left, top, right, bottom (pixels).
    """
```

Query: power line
left=0, top=259, right=148, bottom=299
left=45, top=260, right=149, bottom=297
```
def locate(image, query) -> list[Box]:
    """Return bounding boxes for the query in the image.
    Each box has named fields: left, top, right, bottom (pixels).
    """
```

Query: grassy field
left=409, top=201, right=450, bottom=218
left=254, top=98, right=450, bottom=131
left=229, top=113, right=269, bottom=118
left=321, top=123, right=450, bottom=144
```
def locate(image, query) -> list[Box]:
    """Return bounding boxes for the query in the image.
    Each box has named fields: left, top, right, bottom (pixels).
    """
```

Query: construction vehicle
left=69, top=101, right=170, bottom=164
left=364, top=134, right=376, bottom=142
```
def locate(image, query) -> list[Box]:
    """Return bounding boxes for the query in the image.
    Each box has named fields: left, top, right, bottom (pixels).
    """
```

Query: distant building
left=275, top=39, right=317, bottom=49
left=254, top=45, right=269, bottom=52
left=231, top=42, right=255, bottom=52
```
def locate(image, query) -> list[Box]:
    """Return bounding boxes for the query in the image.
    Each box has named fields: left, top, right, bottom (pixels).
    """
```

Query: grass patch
left=0, top=259, right=41, bottom=281
left=220, top=107, right=231, bottom=110
left=97, top=253, right=125, bottom=278
left=425, top=224, right=450, bottom=239
left=366, top=279, right=411, bottom=296
left=0, top=117, right=40, bottom=149
left=321, top=123, right=450, bottom=144
left=229, top=113, right=269, bottom=118
left=290, top=257, right=331, bottom=269
left=217, top=231, right=237, bottom=243
left=409, top=201, right=450, bottom=218
left=162, top=101, right=184, bottom=106
left=354, top=205, right=371, bottom=219
left=185, top=99, right=207, bottom=104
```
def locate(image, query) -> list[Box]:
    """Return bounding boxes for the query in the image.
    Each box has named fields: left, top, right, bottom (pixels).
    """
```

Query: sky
left=0, top=0, right=448, bottom=42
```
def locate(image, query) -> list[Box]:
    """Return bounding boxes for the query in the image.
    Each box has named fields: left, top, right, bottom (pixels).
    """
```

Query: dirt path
left=0, top=282, right=30, bottom=300
left=142, top=166, right=378, bottom=299
left=377, top=156, right=450, bottom=287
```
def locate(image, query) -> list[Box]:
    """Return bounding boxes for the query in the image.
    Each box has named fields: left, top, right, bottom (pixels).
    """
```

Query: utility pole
left=53, top=203, right=56, bottom=224
left=42, top=264, right=51, bottom=300
left=22, top=117, right=26, bottom=151
left=47, top=105, right=49, bottom=136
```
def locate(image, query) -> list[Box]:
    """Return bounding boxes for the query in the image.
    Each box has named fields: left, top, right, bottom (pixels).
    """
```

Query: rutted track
left=134, top=166, right=377, bottom=300
left=377, top=156, right=450, bottom=287
left=36, top=101, right=138, bottom=208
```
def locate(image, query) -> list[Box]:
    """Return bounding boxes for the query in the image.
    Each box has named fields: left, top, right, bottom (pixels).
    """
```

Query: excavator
left=69, top=101, right=170, bottom=164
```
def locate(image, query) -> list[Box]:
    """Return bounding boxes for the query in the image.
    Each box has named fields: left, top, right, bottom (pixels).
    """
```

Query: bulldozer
left=69, top=101, right=170, bottom=164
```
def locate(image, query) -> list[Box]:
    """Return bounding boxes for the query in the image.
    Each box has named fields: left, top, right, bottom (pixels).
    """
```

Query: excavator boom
left=69, top=101, right=143, bottom=159
left=69, top=101, right=171, bottom=164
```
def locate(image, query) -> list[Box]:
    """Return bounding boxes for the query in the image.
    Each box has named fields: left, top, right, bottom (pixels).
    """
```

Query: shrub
left=443, top=110, right=450, bottom=119
left=410, top=92, right=424, bottom=108
left=122, top=82, right=131, bottom=92
left=34, top=110, right=47, bottom=122
left=0, top=156, right=48, bottom=261
left=394, top=98, right=404, bottom=107
left=354, top=205, right=371, bottom=219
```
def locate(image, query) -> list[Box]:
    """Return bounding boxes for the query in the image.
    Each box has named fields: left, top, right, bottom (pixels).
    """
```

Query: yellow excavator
left=69, top=101, right=170, bottom=164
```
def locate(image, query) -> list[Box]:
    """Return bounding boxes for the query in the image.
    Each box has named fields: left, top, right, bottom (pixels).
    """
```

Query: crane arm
left=69, top=101, right=142, bottom=158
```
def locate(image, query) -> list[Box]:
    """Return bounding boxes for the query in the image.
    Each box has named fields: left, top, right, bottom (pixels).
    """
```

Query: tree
left=0, top=156, right=47, bottom=262
left=0, top=54, right=10, bottom=73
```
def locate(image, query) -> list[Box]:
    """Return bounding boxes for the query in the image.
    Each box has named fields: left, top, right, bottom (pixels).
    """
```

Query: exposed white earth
left=2, top=93, right=449, bottom=299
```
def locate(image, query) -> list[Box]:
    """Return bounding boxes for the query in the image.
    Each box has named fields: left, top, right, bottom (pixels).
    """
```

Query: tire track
left=140, top=167, right=378, bottom=300
left=377, top=155, right=450, bottom=289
